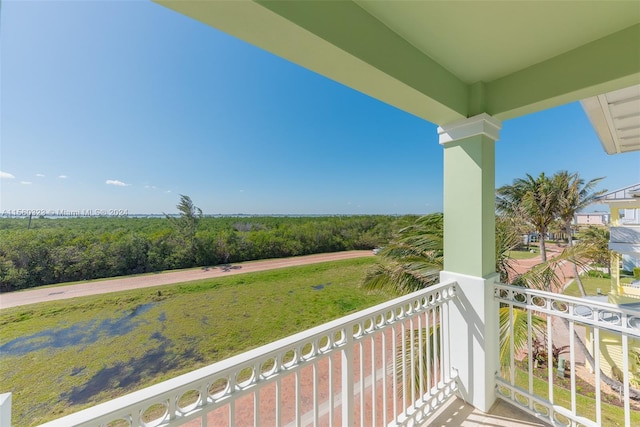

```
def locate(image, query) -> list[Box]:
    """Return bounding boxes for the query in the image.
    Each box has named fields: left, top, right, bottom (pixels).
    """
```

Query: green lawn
left=563, top=276, right=610, bottom=297
left=563, top=275, right=634, bottom=297
left=0, top=257, right=385, bottom=426
left=507, top=249, right=538, bottom=260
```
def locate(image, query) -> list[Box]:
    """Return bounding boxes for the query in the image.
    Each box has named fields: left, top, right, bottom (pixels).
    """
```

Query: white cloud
left=58, top=175, right=68, bottom=179
left=20, top=181, right=32, bottom=185
left=36, top=173, right=45, bottom=178
left=144, top=185, right=157, bottom=190
left=106, top=179, right=130, bottom=187
left=165, top=190, right=172, bottom=193
left=1, top=171, right=15, bottom=179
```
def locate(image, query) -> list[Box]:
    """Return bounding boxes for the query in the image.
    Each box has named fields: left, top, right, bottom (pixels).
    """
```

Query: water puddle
left=0, top=304, right=156, bottom=357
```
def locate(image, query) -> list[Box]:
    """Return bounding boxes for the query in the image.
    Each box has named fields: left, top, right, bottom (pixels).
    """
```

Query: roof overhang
left=581, top=85, right=640, bottom=154
left=154, top=1, right=640, bottom=128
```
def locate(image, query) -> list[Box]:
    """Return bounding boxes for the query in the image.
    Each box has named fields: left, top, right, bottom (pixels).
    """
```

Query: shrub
left=634, top=267, right=640, bottom=279
left=586, top=269, right=610, bottom=279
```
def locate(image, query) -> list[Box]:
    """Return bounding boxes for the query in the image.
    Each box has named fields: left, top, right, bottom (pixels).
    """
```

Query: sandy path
left=0, top=250, right=374, bottom=310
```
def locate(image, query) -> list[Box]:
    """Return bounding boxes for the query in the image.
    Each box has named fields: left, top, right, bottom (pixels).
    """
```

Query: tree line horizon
left=0, top=170, right=609, bottom=294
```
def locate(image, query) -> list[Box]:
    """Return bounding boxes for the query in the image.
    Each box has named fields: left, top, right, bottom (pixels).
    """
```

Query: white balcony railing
left=5, top=282, right=639, bottom=426
left=32, top=281, right=458, bottom=427
left=495, top=284, right=640, bottom=427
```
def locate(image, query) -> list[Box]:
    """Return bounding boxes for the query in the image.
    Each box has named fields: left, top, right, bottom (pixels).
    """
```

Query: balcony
left=4, top=281, right=638, bottom=427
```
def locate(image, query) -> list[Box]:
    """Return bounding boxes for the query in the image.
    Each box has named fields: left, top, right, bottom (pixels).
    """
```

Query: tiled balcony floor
left=425, top=396, right=551, bottom=427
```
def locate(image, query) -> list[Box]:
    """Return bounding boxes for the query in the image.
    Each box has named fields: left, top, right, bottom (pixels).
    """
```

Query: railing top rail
left=38, top=280, right=457, bottom=426
left=494, top=283, right=640, bottom=337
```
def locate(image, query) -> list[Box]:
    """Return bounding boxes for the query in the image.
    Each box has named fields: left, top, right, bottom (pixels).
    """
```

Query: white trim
left=437, top=113, right=502, bottom=145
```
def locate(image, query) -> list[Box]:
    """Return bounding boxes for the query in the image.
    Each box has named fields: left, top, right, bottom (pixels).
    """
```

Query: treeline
left=0, top=215, right=409, bottom=292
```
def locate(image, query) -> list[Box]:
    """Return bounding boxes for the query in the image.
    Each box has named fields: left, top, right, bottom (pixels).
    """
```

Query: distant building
left=574, top=212, right=609, bottom=226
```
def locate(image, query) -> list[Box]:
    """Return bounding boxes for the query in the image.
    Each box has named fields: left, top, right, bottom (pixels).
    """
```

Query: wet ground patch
left=0, top=304, right=155, bottom=357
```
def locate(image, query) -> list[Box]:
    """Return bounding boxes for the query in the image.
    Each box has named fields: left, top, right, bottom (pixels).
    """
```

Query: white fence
left=495, top=284, right=640, bottom=427
left=33, top=281, right=458, bottom=427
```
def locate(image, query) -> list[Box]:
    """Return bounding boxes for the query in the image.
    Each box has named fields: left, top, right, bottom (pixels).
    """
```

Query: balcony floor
left=425, top=396, right=551, bottom=427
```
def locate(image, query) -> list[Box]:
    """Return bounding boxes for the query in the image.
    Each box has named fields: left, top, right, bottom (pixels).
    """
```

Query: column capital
left=438, top=113, right=502, bottom=145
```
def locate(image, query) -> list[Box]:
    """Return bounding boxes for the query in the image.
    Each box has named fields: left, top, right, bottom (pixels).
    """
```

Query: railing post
left=441, top=271, right=500, bottom=413
left=341, top=326, right=354, bottom=426
left=0, top=393, right=11, bottom=427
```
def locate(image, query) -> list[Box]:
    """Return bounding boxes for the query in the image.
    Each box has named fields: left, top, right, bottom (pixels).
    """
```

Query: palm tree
left=497, top=173, right=558, bottom=262
left=578, top=226, right=611, bottom=275
left=362, top=213, right=443, bottom=295
left=553, top=171, right=605, bottom=296
left=362, top=213, right=544, bottom=393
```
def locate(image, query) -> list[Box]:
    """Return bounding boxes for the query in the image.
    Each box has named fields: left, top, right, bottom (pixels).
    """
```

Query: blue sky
left=1, top=1, right=639, bottom=216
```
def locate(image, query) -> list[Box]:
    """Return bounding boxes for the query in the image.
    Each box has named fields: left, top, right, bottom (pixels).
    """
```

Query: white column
left=438, top=113, right=501, bottom=412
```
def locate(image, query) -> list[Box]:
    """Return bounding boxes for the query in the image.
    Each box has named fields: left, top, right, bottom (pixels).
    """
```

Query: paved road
left=0, top=250, right=374, bottom=310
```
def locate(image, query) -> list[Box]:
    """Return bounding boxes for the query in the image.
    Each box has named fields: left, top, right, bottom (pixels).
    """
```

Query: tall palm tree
left=497, top=173, right=558, bottom=262
left=553, top=171, right=606, bottom=296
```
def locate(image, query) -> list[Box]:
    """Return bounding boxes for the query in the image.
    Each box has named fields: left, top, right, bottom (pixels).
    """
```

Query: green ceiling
left=155, top=0, right=640, bottom=126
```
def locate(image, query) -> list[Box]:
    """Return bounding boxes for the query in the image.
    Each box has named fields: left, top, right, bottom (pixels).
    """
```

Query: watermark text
left=2, top=209, right=129, bottom=217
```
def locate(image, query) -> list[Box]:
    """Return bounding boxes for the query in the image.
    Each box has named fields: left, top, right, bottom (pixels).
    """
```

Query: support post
left=438, top=113, right=501, bottom=412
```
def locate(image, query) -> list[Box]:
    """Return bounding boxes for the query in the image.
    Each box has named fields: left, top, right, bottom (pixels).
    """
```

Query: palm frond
left=499, top=306, right=545, bottom=367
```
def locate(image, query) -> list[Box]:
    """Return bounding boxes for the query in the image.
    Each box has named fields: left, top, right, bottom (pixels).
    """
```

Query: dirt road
left=0, top=250, right=374, bottom=310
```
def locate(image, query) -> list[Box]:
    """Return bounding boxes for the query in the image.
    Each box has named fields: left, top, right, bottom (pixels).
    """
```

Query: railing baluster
left=328, top=353, right=333, bottom=427
left=418, top=308, right=424, bottom=400
left=342, top=327, right=354, bottom=427
left=409, top=316, right=416, bottom=407
left=392, top=322, right=398, bottom=420
left=276, top=378, right=281, bottom=427
left=382, top=328, right=387, bottom=425
left=438, top=304, right=445, bottom=387
left=569, top=318, right=576, bottom=417
left=527, top=308, right=533, bottom=406
left=371, top=333, right=376, bottom=427
left=509, top=304, right=515, bottom=386
left=313, top=361, right=318, bottom=427
left=359, top=337, right=364, bottom=427
left=295, top=369, right=300, bottom=426
left=401, top=321, right=407, bottom=415
left=622, top=330, right=630, bottom=427
left=547, top=313, right=553, bottom=406
left=432, top=307, right=438, bottom=389
left=425, top=307, right=431, bottom=394
left=594, top=325, right=602, bottom=427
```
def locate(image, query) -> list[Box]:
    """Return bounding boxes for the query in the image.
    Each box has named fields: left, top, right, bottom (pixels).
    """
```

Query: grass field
left=563, top=275, right=634, bottom=297
left=506, top=249, right=538, bottom=260
left=0, top=257, right=385, bottom=426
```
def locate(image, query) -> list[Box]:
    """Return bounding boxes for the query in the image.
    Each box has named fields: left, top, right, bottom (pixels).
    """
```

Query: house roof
left=596, top=183, right=640, bottom=202
left=154, top=1, right=640, bottom=129
left=581, top=85, right=640, bottom=154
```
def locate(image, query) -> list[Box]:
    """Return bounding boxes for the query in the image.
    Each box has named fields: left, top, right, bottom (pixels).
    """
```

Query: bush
left=634, top=267, right=640, bottom=279
left=586, top=269, right=610, bottom=279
